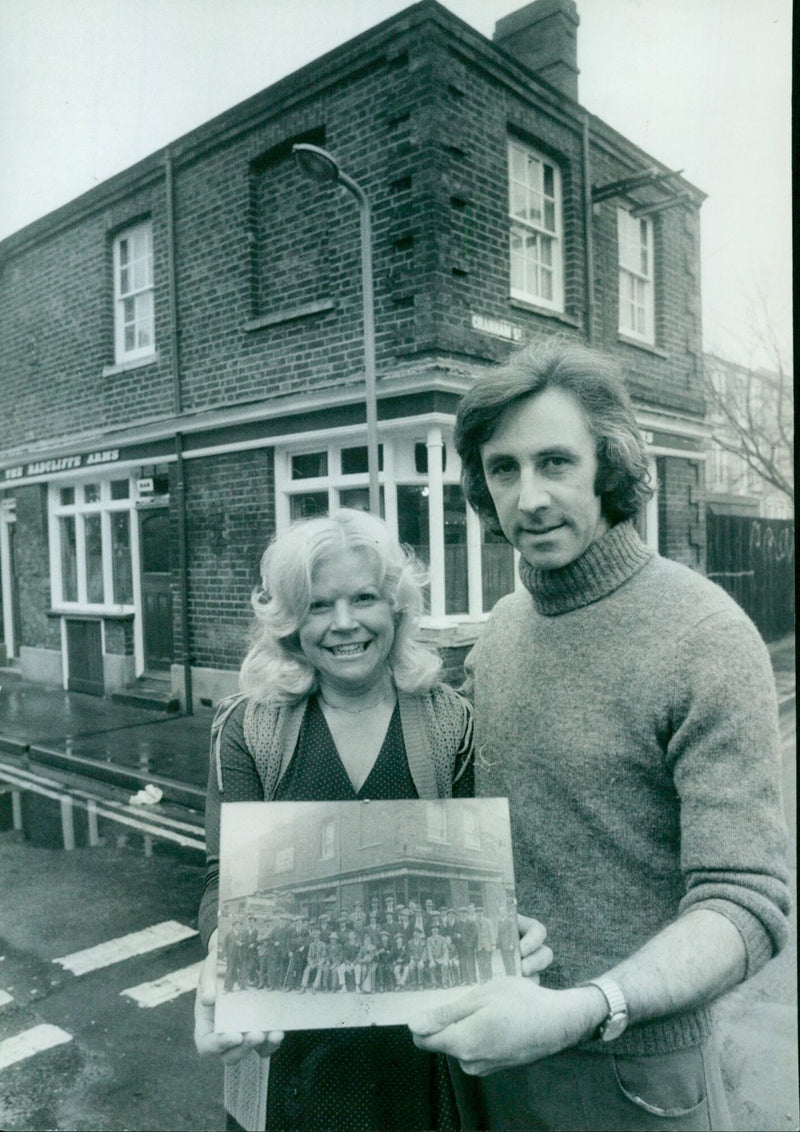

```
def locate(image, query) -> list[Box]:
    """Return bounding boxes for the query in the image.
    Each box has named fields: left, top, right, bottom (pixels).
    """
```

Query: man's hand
left=517, top=914, right=553, bottom=980
left=408, top=979, right=605, bottom=1076
left=194, top=930, right=284, bottom=1064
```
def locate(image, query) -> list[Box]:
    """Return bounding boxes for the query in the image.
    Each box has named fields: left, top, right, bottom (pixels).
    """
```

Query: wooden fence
left=706, top=511, right=795, bottom=641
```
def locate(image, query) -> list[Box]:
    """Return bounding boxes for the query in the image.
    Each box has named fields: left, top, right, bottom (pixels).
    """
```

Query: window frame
left=113, top=221, right=155, bottom=364
left=49, top=476, right=137, bottom=614
left=508, top=140, right=564, bottom=312
left=617, top=206, right=655, bottom=344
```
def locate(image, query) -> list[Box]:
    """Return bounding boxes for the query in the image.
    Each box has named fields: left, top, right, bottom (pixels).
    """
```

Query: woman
left=194, top=509, right=475, bottom=1131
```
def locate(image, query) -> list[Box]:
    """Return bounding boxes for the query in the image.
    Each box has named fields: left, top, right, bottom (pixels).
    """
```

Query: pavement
left=0, top=636, right=796, bottom=1130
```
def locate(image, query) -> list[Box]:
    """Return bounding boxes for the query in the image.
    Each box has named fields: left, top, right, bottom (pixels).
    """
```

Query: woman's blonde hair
left=240, top=509, right=441, bottom=704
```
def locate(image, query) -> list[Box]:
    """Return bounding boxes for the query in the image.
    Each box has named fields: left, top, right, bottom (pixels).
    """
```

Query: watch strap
left=581, top=975, right=629, bottom=1041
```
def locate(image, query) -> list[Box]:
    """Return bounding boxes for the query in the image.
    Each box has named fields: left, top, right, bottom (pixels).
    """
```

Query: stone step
left=111, top=678, right=180, bottom=713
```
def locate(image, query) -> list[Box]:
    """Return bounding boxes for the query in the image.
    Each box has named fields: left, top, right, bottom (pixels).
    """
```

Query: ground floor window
left=49, top=477, right=136, bottom=611
left=275, top=424, right=516, bottom=622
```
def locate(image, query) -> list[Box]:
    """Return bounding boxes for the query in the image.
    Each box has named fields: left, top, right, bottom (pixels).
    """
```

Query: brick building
left=0, top=0, right=708, bottom=709
left=220, top=798, right=515, bottom=923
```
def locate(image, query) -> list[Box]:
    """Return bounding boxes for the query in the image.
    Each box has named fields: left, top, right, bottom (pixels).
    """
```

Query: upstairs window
left=508, top=141, right=563, bottom=311
left=617, top=208, right=654, bottom=343
left=113, top=221, right=154, bottom=363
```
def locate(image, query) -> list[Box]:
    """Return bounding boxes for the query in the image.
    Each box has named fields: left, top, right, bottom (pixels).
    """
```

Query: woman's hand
left=194, top=929, right=284, bottom=1064
left=517, top=914, right=553, bottom=981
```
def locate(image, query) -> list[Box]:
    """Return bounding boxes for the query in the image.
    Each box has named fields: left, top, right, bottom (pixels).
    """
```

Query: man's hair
left=455, top=338, right=653, bottom=530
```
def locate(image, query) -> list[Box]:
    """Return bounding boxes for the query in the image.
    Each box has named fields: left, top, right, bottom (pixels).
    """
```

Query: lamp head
left=293, top=143, right=340, bottom=184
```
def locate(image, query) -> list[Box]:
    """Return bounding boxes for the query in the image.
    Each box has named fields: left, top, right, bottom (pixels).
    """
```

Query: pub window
left=50, top=478, right=135, bottom=611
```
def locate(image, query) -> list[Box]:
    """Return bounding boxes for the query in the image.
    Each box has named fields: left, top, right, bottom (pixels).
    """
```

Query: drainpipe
left=581, top=115, right=595, bottom=344
left=165, top=148, right=193, bottom=713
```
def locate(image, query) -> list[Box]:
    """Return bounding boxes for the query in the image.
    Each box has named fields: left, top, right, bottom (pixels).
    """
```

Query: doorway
left=138, top=508, right=174, bottom=672
left=0, top=498, right=20, bottom=661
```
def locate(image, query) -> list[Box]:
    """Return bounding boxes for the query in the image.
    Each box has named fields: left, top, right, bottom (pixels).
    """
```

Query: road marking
left=53, top=921, right=198, bottom=976
left=121, top=961, right=203, bottom=1007
left=0, top=990, right=13, bottom=1007
left=0, top=1024, right=72, bottom=1070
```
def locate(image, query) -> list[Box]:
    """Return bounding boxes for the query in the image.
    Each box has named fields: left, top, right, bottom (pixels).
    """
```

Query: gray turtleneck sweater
left=466, top=521, right=789, bottom=1056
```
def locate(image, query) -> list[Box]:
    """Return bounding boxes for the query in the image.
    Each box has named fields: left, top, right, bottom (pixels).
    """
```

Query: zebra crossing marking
left=0, top=1024, right=72, bottom=1070
left=120, top=961, right=203, bottom=1007
left=53, top=920, right=198, bottom=976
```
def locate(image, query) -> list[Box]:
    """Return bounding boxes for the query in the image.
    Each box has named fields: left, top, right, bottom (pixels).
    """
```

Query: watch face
left=601, top=1012, right=628, bottom=1041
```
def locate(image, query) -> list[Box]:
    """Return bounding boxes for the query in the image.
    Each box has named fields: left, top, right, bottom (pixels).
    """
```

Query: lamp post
left=292, top=143, right=380, bottom=516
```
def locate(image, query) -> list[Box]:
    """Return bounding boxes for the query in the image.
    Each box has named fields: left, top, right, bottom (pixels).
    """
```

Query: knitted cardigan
left=199, top=683, right=472, bottom=1132
left=466, top=521, right=790, bottom=1057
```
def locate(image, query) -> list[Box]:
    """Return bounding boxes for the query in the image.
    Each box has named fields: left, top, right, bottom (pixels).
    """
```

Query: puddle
left=0, top=770, right=205, bottom=865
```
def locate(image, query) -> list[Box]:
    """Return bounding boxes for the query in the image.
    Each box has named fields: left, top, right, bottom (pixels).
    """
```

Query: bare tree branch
left=704, top=348, right=794, bottom=504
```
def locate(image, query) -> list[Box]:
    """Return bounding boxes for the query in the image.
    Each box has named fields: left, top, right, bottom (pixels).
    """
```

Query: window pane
left=136, top=290, right=154, bottom=350
left=290, top=492, right=328, bottom=520
left=338, top=486, right=385, bottom=517
left=84, top=514, right=104, bottom=603
left=111, top=512, right=133, bottom=604
left=111, top=479, right=129, bottom=500
left=543, top=164, right=554, bottom=197
left=442, top=484, right=468, bottom=615
left=397, top=485, right=430, bottom=570
left=60, top=516, right=78, bottom=602
left=481, top=527, right=515, bottom=612
left=59, top=487, right=74, bottom=506
left=341, top=444, right=384, bottom=474
left=83, top=483, right=100, bottom=504
left=291, top=452, right=328, bottom=480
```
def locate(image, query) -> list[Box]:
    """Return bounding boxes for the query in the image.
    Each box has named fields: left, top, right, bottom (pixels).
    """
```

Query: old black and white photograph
left=214, top=798, right=519, bottom=1031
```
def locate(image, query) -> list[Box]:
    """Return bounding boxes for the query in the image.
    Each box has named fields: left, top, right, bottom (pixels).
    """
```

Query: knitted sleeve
left=198, top=700, right=264, bottom=950
left=667, top=610, right=791, bottom=975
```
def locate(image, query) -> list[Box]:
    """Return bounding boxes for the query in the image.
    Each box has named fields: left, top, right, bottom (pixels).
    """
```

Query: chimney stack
left=494, top=0, right=580, bottom=102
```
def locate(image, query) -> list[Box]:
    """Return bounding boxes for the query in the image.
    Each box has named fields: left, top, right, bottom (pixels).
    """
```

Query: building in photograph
left=0, top=0, right=707, bottom=709
left=221, top=799, right=514, bottom=922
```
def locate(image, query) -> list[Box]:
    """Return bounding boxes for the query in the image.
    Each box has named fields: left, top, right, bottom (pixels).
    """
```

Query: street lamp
left=293, top=143, right=380, bottom=516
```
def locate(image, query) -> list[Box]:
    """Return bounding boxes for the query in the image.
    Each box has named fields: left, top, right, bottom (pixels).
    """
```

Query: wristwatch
left=582, top=976, right=629, bottom=1042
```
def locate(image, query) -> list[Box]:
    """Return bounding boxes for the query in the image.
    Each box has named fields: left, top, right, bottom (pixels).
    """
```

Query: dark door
left=66, top=619, right=104, bottom=695
left=139, top=509, right=174, bottom=672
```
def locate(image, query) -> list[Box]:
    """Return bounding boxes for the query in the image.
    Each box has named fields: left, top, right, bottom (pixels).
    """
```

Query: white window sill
left=617, top=334, right=668, bottom=358
left=102, top=352, right=160, bottom=378
left=48, top=606, right=135, bottom=619
left=509, top=297, right=579, bottom=327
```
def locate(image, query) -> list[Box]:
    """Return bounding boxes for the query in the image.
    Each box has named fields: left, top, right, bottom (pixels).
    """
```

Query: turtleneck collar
left=518, top=520, right=654, bottom=616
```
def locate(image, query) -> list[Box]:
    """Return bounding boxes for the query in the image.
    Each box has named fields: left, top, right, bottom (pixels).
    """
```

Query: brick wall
left=176, top=449, right=275, bottom=672
left=657, top=456, right=705, bottom=569
left=13, top=486, right=59, bottom=650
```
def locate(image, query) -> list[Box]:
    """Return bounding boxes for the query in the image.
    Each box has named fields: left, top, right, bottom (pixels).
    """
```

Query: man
left=300, top=927, right=326, bottom=994
left=475, top=907, right=496, bottom=984
left=495, top=902, right=518, bottom=977
left=427, top=923, right=450, bottom=988
left=411, top=341, right=789, bottom=1130
left=455, top=907, right=478, bottom=986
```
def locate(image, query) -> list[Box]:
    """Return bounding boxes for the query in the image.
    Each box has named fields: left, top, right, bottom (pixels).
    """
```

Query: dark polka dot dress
left=262, top=696, right=460, bottom=1132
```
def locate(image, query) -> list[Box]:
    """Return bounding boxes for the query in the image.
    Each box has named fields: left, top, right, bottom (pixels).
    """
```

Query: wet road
left=0, top=827, right=224, bottom=1131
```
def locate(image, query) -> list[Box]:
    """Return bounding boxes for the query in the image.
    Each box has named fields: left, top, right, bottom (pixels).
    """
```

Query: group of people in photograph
left=220, top=894, right=518, bottom=996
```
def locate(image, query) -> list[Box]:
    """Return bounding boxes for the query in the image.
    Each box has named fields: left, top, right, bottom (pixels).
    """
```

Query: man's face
left=480, top=388, right=609, bottom=570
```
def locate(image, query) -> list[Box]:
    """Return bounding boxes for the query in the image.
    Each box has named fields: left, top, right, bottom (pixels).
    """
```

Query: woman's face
left=298, top=548, right=395, bottom=696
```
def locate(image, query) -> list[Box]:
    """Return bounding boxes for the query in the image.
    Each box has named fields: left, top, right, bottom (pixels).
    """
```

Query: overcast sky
left=0, top=0, right=791, bottom=368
